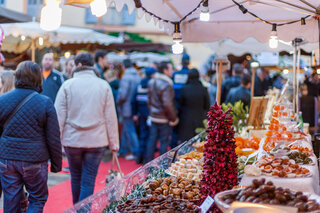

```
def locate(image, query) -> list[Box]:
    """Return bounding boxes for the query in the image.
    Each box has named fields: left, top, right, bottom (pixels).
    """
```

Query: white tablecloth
left=240, top=156, right=320, bottom=194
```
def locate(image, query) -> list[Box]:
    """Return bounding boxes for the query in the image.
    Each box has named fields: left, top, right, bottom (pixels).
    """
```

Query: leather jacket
left=147, top=73, right=177, bottom=123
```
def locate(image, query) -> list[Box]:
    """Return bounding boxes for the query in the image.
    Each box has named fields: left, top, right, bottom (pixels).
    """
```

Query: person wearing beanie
left=131, top=67, right=157, bottom=164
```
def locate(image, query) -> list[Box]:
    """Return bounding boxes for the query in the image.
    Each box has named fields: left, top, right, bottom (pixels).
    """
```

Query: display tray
left=214, top=189, right=320, bottom=213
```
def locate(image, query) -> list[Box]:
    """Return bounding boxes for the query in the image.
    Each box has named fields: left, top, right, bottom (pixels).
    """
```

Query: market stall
left=56, top=0, right=320, bottom=212
left=0, top=21, right=123, bottom=61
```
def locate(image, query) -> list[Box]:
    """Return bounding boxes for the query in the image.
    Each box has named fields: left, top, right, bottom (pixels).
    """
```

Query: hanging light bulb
left=21, top=35, right=26, bottom=41
left=269, top=24, right=279, bottom=49
left=172, top=41, right=184, bottom=55
left=40, top=0, right=62, bottom=31
left=171, top=22, right=184, bottom=55
left=200, top=0, right=210, bottom=22
left=39, top=37, right=44, bottom=46
left=90, top=0, right=107, bottom=17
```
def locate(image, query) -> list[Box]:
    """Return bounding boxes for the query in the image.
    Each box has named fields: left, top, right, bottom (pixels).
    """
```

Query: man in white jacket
left=54, top=52, right=119, bottom=204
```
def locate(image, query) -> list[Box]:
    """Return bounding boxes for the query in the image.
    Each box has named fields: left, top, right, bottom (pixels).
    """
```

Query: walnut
left=185, top=184, right=192, bottom=191
left=161, top=184, right=169, bottom=191
left=154, top=187, right=163, bottom=194
left=163, top=190, right=169, bottom=196
left=178, top=183, right=185, bottom=188
left=185, top=192, right=194, bottom=199
left=172, top=188, right=182, bottom=195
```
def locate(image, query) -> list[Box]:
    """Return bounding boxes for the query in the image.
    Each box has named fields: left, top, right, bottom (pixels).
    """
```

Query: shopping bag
left=105, top=152, right=123, bottom=184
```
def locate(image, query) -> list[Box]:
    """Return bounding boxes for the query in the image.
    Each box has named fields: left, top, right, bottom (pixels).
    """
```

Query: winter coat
left=54, top=66, right=119, bottom=150
left=148, top=73, right=177, bottom=124
left=225, top=85, right=251, bottom=107
left=41, top=69, right=64, bottom=103
left=172, top=67, right=189, bottom=102
left=117, top=67, right=141, bottom=118
left=131, top=77, right=151, bottom=117
left=221, top=76, right=241, bottom=103
left=254, top=75, right=265, bottom=96
left=178, top=80, right=210, bottom=141
left=0, top=87, right=62, bottom=172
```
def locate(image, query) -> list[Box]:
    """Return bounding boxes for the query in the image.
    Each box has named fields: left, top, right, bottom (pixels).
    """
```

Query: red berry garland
left=200, top=103, right=238, bottom=212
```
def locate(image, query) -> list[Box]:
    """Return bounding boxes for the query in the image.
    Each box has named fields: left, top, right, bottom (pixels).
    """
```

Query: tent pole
left=216, top=60, right=223, bottom=105
left=293, top=44, right=298, bottom=116
left=296, top=48, right=301, bottom=115
left=251, top=68, right=256, bottom=101
left=31, top=38, right=35, bottom=62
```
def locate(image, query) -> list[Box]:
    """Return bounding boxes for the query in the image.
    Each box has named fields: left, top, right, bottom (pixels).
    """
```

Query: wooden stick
left=216, top=60, right=223, bottom=105
left=31, top=39, right=35, bottom=62
left=251, top=68, right=256, bottom=102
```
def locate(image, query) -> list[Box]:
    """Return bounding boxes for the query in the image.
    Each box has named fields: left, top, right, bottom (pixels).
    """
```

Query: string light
left=172, top=22, right=184, bottom=55
left=21, top=35, right=26, bottom=41
left=40, top=0, right=62, bottom=31
left=39, top=37, right=44, bottom=46
left=200, top=0, right=210, bottom=22
left=90, top=0, right=107, bottom=17
left=64, top=51, right=71, bottom=58
left=269, top=24, right=279, bottom=49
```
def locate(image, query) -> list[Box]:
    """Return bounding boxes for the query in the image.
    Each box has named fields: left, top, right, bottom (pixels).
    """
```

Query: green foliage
left=103, top=184, right=147, bottom=213
left=144, top=168, right=168, bottom=182
left=195, top=119, right=208, bottom=141
left=222, top=101, right=248, bottom=134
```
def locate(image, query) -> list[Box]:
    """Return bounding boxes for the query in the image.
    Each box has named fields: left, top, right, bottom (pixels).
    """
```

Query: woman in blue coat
left=0, top=61, right=62, bottom=213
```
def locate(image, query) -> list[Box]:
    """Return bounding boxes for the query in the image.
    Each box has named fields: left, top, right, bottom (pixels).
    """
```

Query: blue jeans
left=0, top=159, right=48, bottom=213
left=144, top=122, right=172, bottom=163
left=64, top=147, right=105, bottom=204
left=119, top=118, right=139, bottom=157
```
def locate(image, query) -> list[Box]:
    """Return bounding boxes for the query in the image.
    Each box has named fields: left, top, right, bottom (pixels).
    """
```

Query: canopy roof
left=73, top=0, right=320, bottom=43
left=0, top=21, right=123, bottom=53
left=0, top=6, right=33, bottom=23
left=207, top=37, right=319, bottom=56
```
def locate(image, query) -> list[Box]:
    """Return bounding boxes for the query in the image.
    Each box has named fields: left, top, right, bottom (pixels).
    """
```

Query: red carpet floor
left=0, top=158, right=141, bottom=213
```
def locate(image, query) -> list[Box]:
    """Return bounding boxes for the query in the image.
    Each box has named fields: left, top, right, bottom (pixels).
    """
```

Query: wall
left=4, top=0, right=25, bottom=13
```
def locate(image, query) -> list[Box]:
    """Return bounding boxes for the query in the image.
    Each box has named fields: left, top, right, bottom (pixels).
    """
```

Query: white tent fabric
left=0, top=21, right=123, bottom=53
left=102, top=0, right=319, bottom=43
left=207, top=37, right=319, bottom=56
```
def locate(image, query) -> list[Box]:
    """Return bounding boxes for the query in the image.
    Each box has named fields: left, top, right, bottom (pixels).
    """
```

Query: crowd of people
left=0, top=49, right=311, bottom=212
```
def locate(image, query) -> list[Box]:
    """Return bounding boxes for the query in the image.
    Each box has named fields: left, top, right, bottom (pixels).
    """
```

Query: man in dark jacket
left=225, top=74, right=251, bottom=108
left=0, top=61, right=62, bottom=213
left=94, top=50, right=108, bottom=80
left=117, top=59, right=141, bottom=160
left=131, top=67, right=157, bottom=164
left=254, top=68, right=268, bottom=96
left=144, top=61, right=179, bottom=163
left=221, top=63, right=244, bottom=103
left=41, top=53, right=64, bottom=103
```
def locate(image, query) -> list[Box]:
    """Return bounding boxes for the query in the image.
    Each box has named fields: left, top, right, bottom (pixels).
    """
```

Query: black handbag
left=0, top=92, right=37, bottom=137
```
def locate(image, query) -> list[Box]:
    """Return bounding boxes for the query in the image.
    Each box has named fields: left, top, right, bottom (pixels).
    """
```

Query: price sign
left=200, top=195, right=214, bottom=213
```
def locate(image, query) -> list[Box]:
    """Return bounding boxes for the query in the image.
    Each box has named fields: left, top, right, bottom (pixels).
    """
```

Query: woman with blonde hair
left=0, top=70, right=15, bottom=95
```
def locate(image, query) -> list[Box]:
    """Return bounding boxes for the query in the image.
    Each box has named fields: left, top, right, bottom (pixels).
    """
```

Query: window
left=85, top=5, right=136, bottom=26
left=0, top=0, right=5, bottom=6
left=27, top=0, right=42, bottom=18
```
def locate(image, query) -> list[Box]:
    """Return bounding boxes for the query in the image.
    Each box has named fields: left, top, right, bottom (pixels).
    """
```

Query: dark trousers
left=144, top=122, right=172, bottom=163
left=64, top=147, right=105, bottom=204
left=137, top=115, right=149, bottom=159
left=0, top=159, right=48, bottom=213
